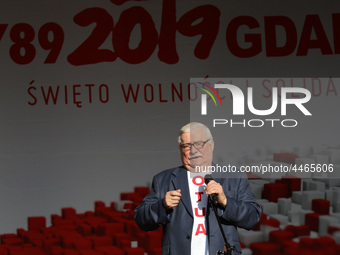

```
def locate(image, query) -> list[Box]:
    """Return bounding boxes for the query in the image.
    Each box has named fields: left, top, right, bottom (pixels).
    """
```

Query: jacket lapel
left=171, top=167, right=193, bottom=217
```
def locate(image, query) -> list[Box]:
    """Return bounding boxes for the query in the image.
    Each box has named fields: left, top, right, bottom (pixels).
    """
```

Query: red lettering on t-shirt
left=195, top=223, right=207, bottom=235
left=195, top=192, right=204, bottom=201
left=192, top=176, right=204, bottom=186
left=195, top=207, right=206, bottom=217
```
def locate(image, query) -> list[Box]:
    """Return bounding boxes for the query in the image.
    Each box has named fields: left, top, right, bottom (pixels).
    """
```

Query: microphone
left=204, top=174, right=218, bottom=206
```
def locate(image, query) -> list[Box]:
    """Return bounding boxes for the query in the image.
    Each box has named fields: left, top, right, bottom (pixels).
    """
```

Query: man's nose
left=190, top=145, right=198, bottom=154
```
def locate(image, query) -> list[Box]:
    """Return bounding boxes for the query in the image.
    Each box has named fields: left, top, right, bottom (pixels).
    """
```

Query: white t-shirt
left=187, top=171, right=209, bottom=255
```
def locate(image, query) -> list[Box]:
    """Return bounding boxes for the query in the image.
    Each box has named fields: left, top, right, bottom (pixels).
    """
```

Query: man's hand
left=204, top=181, right=227, bottom=207
left=163, top=189, right=181, bottom=210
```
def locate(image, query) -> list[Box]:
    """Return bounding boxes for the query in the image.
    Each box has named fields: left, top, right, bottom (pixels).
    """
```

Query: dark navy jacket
left=134, top=166, right=261, bottom=255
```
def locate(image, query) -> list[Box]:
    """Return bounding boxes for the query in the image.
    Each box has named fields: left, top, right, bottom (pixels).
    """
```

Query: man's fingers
left=205, top=182, right=222, bottom=195
left=171, top=196, right=181, bottom=202
left=163, top=190, right=181, bottom=209
left=169, top=189, right=181, bottom=197
left=204, top=182, right=227, bottom=207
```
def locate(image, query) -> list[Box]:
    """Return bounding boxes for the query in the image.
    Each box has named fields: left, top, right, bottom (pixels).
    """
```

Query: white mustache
left=188, top=152, right=203, bottom=159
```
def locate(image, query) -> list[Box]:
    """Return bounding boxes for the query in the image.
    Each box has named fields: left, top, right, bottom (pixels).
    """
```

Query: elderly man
left=134, top=122, right=261, bottom=255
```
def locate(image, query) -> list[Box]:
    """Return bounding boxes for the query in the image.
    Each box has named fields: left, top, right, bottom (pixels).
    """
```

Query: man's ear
left=211, top=140, right=214, bottom=151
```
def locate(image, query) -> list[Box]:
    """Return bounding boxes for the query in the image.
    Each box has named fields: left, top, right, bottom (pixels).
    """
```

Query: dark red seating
left=273, top=153, right=298, bottom=164
left=305, top=213, right=321, bottom=232
left=250, top=242, right=282, bottom=255
left=284, top=225, right=310, bottom=237
left=312, top=199, right=330, bottom=215
left=262, top=183, right=289, bottom=202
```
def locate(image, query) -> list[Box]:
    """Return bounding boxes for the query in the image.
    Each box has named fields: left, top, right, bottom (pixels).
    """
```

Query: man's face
left=179, top=127, right=214, bottom=171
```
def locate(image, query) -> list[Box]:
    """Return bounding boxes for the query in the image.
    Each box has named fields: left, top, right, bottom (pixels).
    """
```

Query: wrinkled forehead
left=180, top=126, right=207, bottom=143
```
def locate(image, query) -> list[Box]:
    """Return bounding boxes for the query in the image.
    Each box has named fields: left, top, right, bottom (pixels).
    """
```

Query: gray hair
left=177, top=122, right=213, bottom=145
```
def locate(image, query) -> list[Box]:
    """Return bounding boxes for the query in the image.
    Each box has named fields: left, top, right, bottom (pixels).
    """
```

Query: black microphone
left=204, top=174, right=218, bottom=206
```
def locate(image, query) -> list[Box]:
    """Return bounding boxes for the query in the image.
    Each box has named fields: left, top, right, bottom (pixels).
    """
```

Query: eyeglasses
left=180, top=139, right=210, bottom=150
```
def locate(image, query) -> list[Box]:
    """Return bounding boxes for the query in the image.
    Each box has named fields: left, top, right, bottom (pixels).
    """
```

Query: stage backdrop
left=0, top=0, right=339, bottom=234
